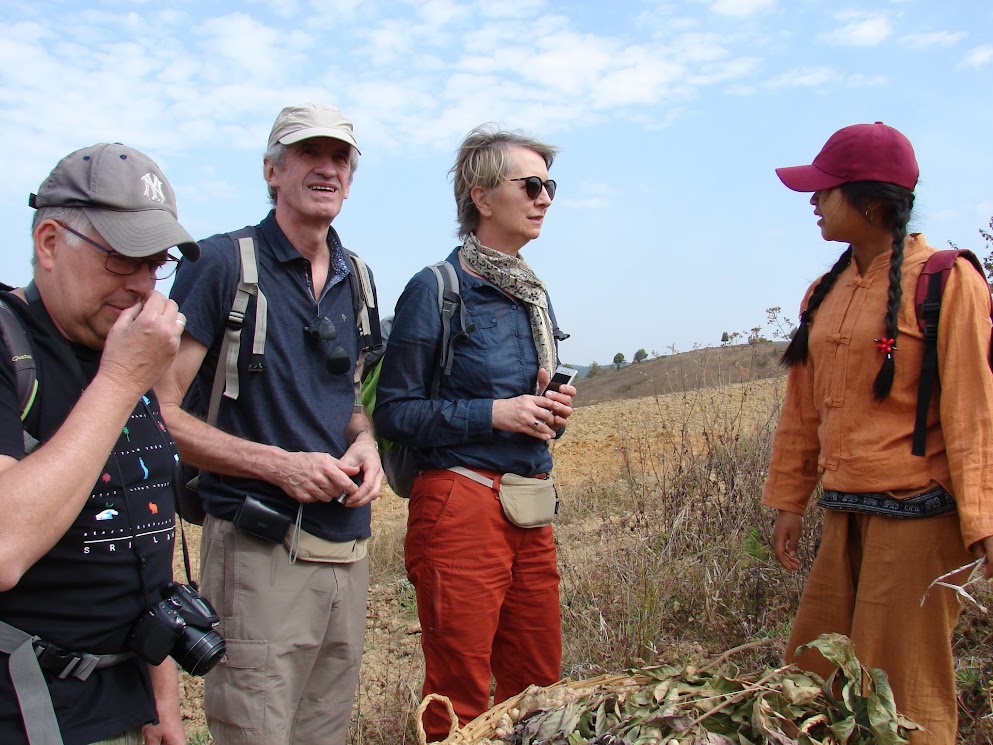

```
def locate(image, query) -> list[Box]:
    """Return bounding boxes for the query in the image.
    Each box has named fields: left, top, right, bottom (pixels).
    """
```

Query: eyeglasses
left=305, top=316, right=350, bottom=376
left=509, top=176, right=556, bottom=201
left=55, top=221, right=181, bottom=280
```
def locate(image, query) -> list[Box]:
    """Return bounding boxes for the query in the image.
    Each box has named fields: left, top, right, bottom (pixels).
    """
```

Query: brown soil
left=174, top=369, right=788, bottom=740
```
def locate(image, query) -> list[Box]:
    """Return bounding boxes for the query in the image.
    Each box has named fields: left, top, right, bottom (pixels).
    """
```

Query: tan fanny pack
left=448, top=467, right=558, bottom=528
left=283, top=504, right=369, bottom=563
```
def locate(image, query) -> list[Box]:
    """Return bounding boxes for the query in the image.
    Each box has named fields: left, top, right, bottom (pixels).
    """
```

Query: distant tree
left=586, top=361, right=601, bottom=378
left=633, top=348, right=648, bottom=363
left=612, top=352, right=625, bottom=370
left=720, top=331, right=730, bottom=346
left=980, top=216, right=993, bottom=291
left=949, top=215, right=993, bottom=291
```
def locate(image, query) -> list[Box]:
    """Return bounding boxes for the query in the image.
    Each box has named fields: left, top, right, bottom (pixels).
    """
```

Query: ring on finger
left=532, top=419, right=541, bottom=428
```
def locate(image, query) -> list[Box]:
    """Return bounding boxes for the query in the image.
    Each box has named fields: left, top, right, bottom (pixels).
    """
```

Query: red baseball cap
left=775, top=122, right=919, bottom=192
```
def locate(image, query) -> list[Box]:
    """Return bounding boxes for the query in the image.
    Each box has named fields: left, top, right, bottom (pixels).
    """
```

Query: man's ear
left=470, top=185, right=492, bottom=219
left=263, top=159, right=279, bottom=190
left=34, top=220, right=60, bottom=271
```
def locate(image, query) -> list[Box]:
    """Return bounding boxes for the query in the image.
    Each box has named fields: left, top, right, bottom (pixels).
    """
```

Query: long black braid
left=780, top=247, right=853, bottom=366
left=780, top=181, right=915, bottom=403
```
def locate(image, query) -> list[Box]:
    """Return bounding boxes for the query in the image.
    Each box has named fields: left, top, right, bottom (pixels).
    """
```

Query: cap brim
left=278, top=128, right=361, bottom=154
left=775, top=164, right=846, bottom=192
left=84, top=207, right=200, bottom=261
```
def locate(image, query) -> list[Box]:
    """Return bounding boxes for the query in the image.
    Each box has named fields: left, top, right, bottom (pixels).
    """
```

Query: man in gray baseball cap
left=158, top=104, right=382, bottom=745
left=0, top=143, right=198, bottom=744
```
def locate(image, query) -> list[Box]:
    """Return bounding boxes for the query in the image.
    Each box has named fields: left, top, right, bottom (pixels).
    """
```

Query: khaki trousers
left=200, top=516, right=368, bottom=745
left=406, top=469, right=562, bottom=743
left=787, top=510, right=972, bottom=745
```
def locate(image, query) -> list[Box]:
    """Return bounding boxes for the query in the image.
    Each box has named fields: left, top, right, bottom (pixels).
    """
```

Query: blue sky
left=1, top=0, right=991, bottom=366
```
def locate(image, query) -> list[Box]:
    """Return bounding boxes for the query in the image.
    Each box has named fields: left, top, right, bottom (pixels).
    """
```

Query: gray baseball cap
left=29, top=143, right=199, bottom=260
left=267, top=103, right=360, bottom=154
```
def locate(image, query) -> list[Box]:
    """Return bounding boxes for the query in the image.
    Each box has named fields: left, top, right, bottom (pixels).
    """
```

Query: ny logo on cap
left=142, top=172, right=166, bottom=204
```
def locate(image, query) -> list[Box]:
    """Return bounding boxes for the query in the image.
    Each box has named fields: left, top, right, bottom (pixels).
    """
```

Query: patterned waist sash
left=817, top=486, right=956, bottom=519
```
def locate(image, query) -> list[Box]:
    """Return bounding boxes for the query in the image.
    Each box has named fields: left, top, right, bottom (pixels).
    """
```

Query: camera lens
left=173, top=626, right=226, bottom=676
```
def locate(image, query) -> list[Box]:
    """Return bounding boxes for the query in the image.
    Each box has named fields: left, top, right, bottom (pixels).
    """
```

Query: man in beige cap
left=157, top=104, right=382, bottom=744
left=0, top=143, right=198, bottom=744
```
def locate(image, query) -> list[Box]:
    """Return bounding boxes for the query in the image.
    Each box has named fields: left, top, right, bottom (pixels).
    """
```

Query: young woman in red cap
left=763, top=122, right=993, bottom=743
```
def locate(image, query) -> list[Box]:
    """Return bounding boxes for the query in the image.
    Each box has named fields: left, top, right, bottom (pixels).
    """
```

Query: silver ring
left=176, top=317, right=187, bottom=328
left=532, top=419, right=541, bottom=428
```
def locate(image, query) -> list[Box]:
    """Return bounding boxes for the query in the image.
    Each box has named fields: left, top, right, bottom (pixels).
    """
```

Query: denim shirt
left=374, top=249, right=560, bottom=477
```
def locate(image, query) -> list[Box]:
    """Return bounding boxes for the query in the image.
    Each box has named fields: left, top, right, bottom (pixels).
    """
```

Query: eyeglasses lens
left=105, top=254, right=179, bottom=281
left=521, top=177, right=556, bottom=201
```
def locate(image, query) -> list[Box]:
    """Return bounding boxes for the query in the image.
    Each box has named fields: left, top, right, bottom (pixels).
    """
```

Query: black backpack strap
left=912, top=249, right=989, bottom=456
left=913, top=265, right=945, bottom=456
left=0, top=290, right=41, bottom=453
left=0, top=297, right=37, bottom=424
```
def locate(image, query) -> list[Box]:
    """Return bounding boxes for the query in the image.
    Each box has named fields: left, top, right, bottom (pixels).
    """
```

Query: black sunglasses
left=305, top=316, right=350, bottom=376
left=510, top=176, right=556, bottom=201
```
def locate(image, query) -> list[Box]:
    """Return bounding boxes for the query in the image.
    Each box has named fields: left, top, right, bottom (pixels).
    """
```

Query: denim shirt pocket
left=448, top=312, right=499, bottom=397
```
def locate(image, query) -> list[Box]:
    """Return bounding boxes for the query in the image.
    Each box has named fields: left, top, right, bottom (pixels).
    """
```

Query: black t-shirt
left=0, top=291, right=177, bottom=745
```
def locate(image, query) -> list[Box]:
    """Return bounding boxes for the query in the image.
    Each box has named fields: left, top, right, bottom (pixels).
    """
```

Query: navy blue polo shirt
left=170, top=211, right=372, bottom=541
left=374, top=248, right=562, bottom=477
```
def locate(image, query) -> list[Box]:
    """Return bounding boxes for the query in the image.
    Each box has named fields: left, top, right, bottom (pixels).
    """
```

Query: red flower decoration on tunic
left=874, top=337, right=896, bottom=355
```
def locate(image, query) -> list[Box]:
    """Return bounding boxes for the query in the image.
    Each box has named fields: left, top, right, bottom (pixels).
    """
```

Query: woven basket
left=415, top=673, right=650, bottom=745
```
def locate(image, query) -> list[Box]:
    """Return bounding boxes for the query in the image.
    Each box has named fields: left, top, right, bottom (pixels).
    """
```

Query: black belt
left=818, top=486, right=956, bottom=519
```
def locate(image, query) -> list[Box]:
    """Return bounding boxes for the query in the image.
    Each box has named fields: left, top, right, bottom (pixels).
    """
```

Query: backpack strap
left=345, top=250, right=382, bottom=409
left=0, top=620, right=63, bottom=745
left=345, top=250, right=381, bottom=354
left=912, top=249, right=989, bottom=456
left=428, top=260, right=474, bottom=397
left=206, top=228, right=265, bottom=426
left=0, top=298, right=38, bottom=424
left=0, top=291, right=41, bottom=454
left=0, top=620, right=133, bottom=745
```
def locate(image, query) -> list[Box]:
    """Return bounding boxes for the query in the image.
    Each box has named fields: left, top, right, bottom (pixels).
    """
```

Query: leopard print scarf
left=460, top=233, right=556, bottom=393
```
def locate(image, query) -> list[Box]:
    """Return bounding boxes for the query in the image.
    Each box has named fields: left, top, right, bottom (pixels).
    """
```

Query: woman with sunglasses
left=764, top=122, right=993, bottom=743
left=374, top=124, right=575, bottom=740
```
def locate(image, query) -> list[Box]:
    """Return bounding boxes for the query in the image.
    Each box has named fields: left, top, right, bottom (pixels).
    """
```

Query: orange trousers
left=405, top=469, right=562, bottom=742
left=787, top=510, right=973, bottom=745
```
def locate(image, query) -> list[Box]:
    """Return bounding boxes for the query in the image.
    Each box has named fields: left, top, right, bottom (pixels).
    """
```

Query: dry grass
left=177, top=344, right=993, bottom=744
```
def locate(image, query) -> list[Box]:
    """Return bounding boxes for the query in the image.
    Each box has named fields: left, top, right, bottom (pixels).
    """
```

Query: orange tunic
left=763, top=233, right=993, bottom=549
left=764, top=233, right=993, bottom=743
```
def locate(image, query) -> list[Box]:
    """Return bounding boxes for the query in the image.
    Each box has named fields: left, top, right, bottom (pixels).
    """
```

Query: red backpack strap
left=913, top=249, right=990, bottom=456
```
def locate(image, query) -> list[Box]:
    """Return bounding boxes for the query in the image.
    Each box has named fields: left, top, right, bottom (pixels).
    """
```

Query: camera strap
left=0, top=620, right=133, bottom=745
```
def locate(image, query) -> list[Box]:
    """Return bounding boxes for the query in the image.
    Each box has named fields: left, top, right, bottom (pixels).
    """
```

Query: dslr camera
left=128, top=582, right=226, bottom=676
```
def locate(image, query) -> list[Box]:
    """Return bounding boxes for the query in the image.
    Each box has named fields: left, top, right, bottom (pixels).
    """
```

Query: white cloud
left=963, top=44, right=993, bottom=68
left=904, top=30, right=966, bottom=48
left=710, top=0, right=775, bottom=17
left=478, top=0, right=548, bottom=20
left=765, top=67, right=837, bottom=88
left=821, top=12, right=893, bottom=46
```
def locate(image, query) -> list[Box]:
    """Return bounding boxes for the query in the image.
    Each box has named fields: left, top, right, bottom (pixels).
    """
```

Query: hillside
left=573, top=340, right=788, bottom=407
